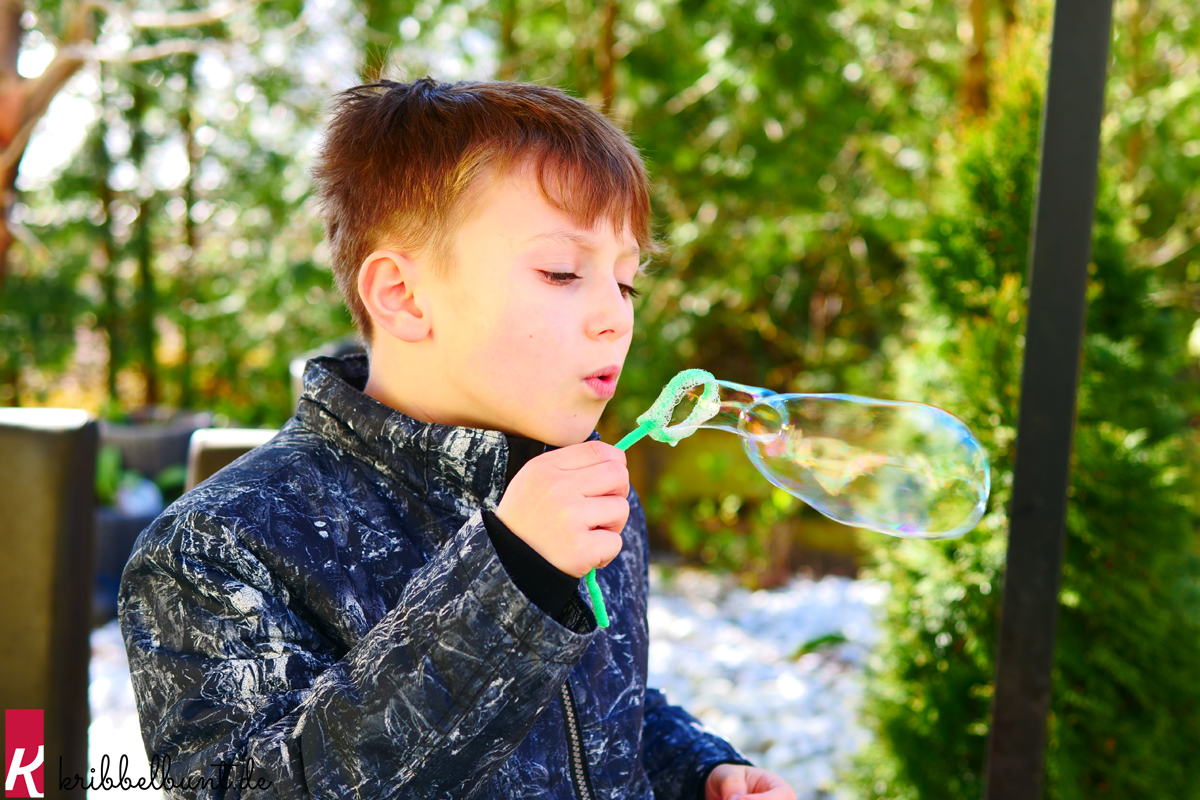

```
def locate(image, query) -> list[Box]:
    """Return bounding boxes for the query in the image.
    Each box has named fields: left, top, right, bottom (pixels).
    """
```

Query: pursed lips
left=584, top=365, right=620, bottom=381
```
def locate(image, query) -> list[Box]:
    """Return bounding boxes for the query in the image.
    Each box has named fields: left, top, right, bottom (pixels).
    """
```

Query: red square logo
left=4, top=710, right=43, bottom=798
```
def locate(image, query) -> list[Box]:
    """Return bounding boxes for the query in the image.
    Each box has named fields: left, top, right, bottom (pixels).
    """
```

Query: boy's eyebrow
left=523, top=228, right=640, bottom=260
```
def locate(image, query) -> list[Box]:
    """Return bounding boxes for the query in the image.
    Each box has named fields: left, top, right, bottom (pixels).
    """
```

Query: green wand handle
left=583, top=421, right=654, bottom=628
left=585, top=369, right=721, bottom=629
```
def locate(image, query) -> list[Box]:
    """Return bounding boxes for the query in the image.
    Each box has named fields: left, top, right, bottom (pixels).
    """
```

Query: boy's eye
left=539, top=271, right=641, bottom=300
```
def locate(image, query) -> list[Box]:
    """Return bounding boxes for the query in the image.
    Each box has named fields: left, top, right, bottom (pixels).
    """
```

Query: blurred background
left=4, top=0, right=1200, bottom=797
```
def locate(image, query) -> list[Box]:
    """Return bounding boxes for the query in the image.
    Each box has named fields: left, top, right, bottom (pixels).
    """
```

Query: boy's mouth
left=583, top=365, right=619, bottom=398
left=584, top=365, right=620, bottom=381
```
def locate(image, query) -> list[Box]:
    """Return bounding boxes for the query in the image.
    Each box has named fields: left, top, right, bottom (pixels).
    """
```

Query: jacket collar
left=297, top=354, right=601, bottom=517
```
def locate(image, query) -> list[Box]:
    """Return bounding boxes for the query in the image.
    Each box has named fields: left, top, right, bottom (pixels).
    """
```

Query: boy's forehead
left=477, top=165, right=639, bottom=255
left=520, top=228, right=639, bottom=258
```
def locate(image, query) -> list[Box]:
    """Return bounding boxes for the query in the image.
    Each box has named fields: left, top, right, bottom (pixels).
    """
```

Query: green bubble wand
left=585, top=368, right=990, bottom=629
left=586, top=369, right=721, bottom=627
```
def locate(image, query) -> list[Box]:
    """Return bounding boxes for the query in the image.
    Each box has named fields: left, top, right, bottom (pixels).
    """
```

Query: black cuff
left=482, top=508, right=580, bottom=622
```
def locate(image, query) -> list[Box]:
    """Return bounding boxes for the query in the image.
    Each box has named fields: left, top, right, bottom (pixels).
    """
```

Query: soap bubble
left=661, top=378, right=990, bottom=539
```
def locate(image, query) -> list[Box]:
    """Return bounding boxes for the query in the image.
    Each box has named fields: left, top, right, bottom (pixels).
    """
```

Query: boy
left=119, top=77, right=797, bottom=800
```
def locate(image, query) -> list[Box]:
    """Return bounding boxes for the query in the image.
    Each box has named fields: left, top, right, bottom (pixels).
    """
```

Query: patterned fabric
left=118, top=354, right=751, bottom=800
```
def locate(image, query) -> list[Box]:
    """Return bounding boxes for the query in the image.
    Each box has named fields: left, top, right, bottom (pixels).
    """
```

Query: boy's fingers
left=587, top=459, right=630, bottom=498
left=711, top=766, right=795, bottom=800
left=551, top=452, right=628, bottom=499
left=582, top=527, right=623, bottom=572
left=718, top=779, right=748, bottom=800
left=739, top=790, right=795, bottom=800
left=739, top=770, right=796, bottom=800
left=549, top=440, right=626, bottom=470
left=585, top=494, right=630, bottom=534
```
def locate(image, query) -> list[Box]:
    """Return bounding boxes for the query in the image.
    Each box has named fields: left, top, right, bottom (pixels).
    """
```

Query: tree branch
left=3, top=7, right=228, bottom=173
left=2, top=0, right=103, bottom=173
left=1, top=0, right=21, bottom=77
left=84, top=0, right=241, bottom=30
left=130, top=0, right=238, bottom=29
left=0, top=51, right=85, bottom=174
left=60, top=35, right=215, bottom=64
left=0, top=0, right=249, bottom=281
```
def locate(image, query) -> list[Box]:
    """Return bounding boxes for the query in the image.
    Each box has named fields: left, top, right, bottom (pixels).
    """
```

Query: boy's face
left=381, top=164, right=641, bottom=447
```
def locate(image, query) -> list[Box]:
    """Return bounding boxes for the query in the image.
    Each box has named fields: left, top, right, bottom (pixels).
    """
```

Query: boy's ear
left=358, top=249, right=431, bottom=344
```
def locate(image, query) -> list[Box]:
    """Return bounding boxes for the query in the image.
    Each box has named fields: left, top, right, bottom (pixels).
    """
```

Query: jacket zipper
left=560, top=680, right=598, bottom=800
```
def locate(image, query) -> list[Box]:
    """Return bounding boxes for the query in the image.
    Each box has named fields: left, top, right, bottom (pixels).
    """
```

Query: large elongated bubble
left=648, top=374, right=990, bottom=539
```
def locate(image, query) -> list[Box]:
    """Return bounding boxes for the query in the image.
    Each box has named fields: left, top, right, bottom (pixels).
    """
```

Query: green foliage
left=0, top=253, right=87, bottom=404
left=612, top=0, right=927, bottom=413
left=646, top=435, right=799, bottom=573
left=790, top=631, right=849, bottom=659
left=9, top=0, right=1200, bottom=651
left=155, top=463, right=188, bottom=506
left=853, top=32, right=1200, bottom=800
left=94, top=444, right=124, bottom=507
left=11, top=0, right=348, bottom=423
left=1047, top=424, right=1200, bottom=798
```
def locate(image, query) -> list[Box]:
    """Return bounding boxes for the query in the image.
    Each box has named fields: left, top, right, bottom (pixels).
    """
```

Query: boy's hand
left=494, top=440, right=629, bottom=578
left=704, top=764, right=797, bottom=800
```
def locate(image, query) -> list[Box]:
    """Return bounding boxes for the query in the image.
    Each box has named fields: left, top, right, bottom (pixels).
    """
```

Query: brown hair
left=310, top=76, right=665, bottom=340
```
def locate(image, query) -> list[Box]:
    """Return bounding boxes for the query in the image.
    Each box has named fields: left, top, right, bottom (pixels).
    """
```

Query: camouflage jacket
left=118, top=354, right=751, bottom=800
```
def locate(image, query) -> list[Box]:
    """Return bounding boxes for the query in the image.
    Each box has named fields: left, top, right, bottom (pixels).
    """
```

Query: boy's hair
left=310, top=76, right=666, bottom=341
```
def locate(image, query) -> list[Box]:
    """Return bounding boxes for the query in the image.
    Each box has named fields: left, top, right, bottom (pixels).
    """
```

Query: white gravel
left=89, top=563, right=885, bottom=799
left=88, top=622, right=161, bottom=798
left=646, top=562, right=886, bottom=799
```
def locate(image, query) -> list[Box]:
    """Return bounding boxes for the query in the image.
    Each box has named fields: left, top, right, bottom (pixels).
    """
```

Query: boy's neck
left=362, top=339, right=469, bottom=428
left=363, top=368, right=440, bottom=427
left=363, top=352, right=547, bottom=446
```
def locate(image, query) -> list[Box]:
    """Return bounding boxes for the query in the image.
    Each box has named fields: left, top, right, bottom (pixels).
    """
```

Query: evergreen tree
left=853, top=31, right=1200, bottom=800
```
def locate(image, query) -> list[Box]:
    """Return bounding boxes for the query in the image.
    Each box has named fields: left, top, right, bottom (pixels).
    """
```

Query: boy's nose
left=587, top=284, right=634, bottom=340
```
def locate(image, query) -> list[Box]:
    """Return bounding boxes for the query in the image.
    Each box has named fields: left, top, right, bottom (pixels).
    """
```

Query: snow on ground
left=89, top=563, right=885, bottom=798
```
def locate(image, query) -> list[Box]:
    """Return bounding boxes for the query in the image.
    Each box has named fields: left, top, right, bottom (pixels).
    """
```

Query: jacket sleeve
left=481, top=507, right=580, bottom=622
left=118, top=506, right=597, bottom=800
left=633, top=491, right=754, bottom=800
left=642, top=688, right=754, bottom=800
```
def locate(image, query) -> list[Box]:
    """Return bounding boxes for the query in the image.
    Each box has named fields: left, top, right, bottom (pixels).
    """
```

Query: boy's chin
left=504, top=416, right=600, bottom=447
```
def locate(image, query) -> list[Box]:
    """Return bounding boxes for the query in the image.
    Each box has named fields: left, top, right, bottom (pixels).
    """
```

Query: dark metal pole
left=982, top=1, right=1115, bottom=798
